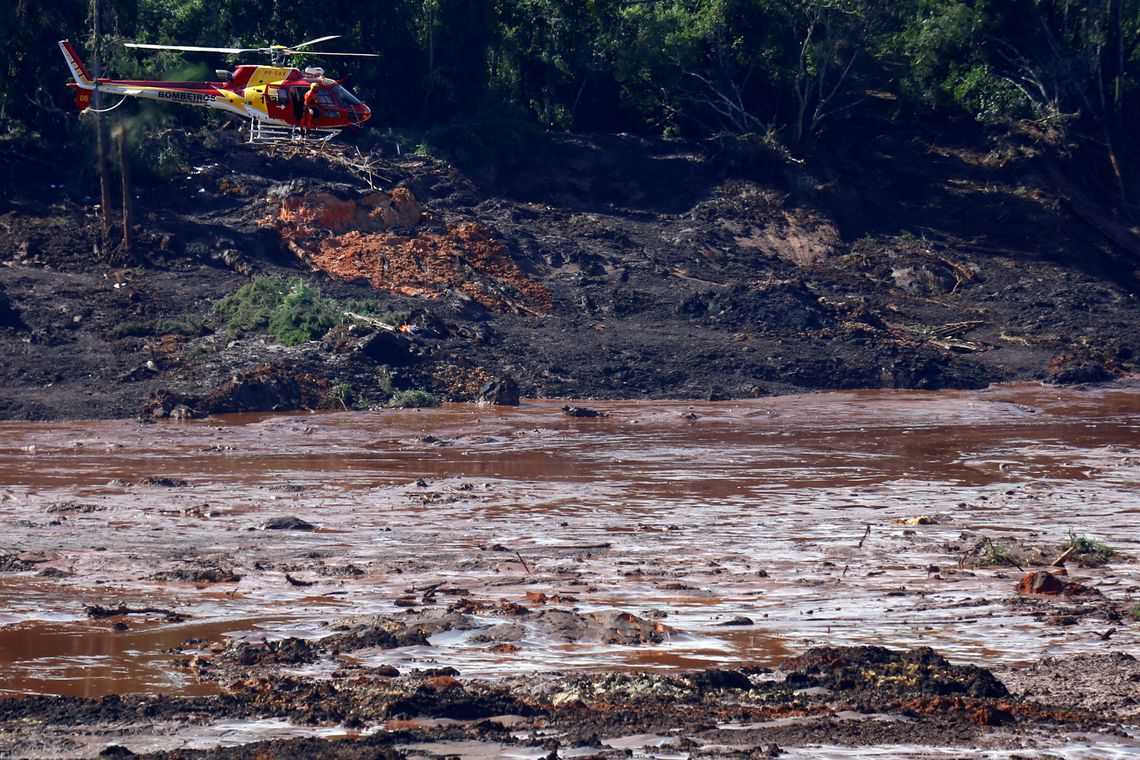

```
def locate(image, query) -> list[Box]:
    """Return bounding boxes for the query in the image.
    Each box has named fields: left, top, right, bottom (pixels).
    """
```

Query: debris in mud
left=196, top=364, right=331, bottom=414
left=43, top=500, right=105, bottom=513
left=1016, top=570, right=1101, bottom=597
left=998, top=652, right=1140, bottom=719
left=285, top=573, right=316, bottom=587
left=153, top=565, right=241, bottom=584
left=562, top=405, right=604, bottom=418
left=261, top=516, right=317, bottom=531
left=322, top=610, right=478, bottom=652
left=0, top=552, right=49, bottom=572
left=477, top=609, right=673, bottom=645
left=955, top=534, right=1124, bottom=571
left=1046, top=346, right=1123, bottom=385
left=136, top=475, right=189, bottom=488
left=264, top=187, right=552, bottom=315
left=85, top=603, right=187, bottom=623
left=224, top=637, right=320, bottom=667
left=782, top=645, right=1008, bottom=701
left=894, top=514, right=938, bottom=526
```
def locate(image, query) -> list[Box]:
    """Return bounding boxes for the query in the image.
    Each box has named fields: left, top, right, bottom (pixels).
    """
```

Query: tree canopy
left=3, top=0, right=1138, bottom=207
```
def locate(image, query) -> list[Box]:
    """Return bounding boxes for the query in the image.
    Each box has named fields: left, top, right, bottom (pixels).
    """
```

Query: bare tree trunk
left=115, top=124, right=133, bottom=262
left=91, top=0, right=113, bottom=261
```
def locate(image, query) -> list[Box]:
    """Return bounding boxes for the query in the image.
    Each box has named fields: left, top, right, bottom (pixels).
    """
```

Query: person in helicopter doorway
left=302, top=82, right=320, bottom=133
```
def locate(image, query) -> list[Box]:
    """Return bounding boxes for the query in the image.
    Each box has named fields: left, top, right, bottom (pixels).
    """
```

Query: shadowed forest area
left=4, top=0, right=1139, bottom=203
left=0, top=0, right=1137, bottom=418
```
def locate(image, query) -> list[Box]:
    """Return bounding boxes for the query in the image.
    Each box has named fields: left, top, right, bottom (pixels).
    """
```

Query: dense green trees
left=2, top=0, right=1137, bottom=206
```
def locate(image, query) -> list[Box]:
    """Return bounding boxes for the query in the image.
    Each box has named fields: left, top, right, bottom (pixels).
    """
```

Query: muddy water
left=1, top=382, right=1139, bottom=701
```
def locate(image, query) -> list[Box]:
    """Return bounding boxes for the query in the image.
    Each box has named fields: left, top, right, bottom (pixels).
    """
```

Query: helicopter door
left=266, top=85, right=291, bottom=122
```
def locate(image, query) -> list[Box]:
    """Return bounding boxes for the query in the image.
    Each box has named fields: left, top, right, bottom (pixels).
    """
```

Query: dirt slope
left=0, top=126, right=1136, bottom=419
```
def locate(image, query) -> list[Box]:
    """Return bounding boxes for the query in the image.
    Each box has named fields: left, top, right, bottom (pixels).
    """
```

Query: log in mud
left=1, top=385, right=1139, bottom=757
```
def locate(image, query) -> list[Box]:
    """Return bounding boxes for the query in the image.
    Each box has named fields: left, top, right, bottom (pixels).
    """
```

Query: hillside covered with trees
left=4, top=0, right=1138, bottom=194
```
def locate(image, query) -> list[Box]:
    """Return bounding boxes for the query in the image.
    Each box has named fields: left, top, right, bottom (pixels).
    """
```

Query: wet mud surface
left=1, top=384, right=1139, bottom=757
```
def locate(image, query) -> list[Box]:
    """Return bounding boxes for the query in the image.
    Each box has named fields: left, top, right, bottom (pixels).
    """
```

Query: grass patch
left=1127, top=604, right=1140, bottom=622
left=960, top=536, right=1021, bottom=568
left=1066, top=534, right=1115, bottom=566
left=387, top=389, right=441, bottom=408
left=109, top=317, right=206, bottom=339
left=980, top=538, right=1018, bottom=567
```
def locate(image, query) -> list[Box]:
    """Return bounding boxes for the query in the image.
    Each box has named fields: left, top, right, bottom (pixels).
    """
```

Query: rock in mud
left=782, top=645, right=1008, bottom=700
left=502, top=608, right=672, bottom=644
left=0, top=287, right=26, bottom=331
left=562, top=405, right=602, bottom=418
left=198, top=364, right=329, bottom=414
left=477, top=375, right=520, bottom=406
left=153, top=565, right=241, bottom=583
left=686, top=668, right=754, bottom=692
left=1016, top=570, right=1101, bottom=596
left=262, top=516, right=317, bottom=531
left=1045, top=347, right=1122, bottom=385
left=323, top=610, right=479, bottom=652
left=225, top=637, right=320, bottom=666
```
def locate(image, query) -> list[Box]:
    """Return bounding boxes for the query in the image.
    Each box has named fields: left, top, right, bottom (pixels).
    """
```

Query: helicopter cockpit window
left=317, top=89, right=336, bottom=106
left=333, top=84, right=361, bottom=106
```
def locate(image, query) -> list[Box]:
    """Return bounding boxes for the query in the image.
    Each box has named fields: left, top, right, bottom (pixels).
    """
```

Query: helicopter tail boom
left=59, top=40, right=95, bottom=90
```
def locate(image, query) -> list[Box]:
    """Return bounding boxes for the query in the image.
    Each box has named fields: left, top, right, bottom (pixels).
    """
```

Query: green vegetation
left=214, top=276, right=404, bottom=346
left=978, top=537, right=1018, bottom=568
left=387, top=389, right=441, bottom=408
left=265, top=280, right=341, bottom=347
left=1066, top=534, right=1116, bottom=565
left=1128, top=604, right=1140, bottom=622
left=327, top=382, right=354, bottom=410
left=109, top=316, right=206, bottom=339
left=3, top=1, right=1134, bottom=214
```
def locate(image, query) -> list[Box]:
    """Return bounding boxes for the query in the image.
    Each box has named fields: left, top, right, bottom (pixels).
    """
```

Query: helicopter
left=59, top=36, right=376, bottom=143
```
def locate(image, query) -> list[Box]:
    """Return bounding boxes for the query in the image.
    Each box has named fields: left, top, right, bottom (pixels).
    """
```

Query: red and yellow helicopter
left=59, top=36, right=376, bottom=142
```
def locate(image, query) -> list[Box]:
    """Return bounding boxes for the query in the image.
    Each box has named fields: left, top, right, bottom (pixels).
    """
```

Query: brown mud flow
left=1, top=382, right=1139, bottom=757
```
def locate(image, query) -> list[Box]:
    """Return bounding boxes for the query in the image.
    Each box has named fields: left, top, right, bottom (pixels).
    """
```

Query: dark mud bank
left=1, top=645, right=1134, bottom=759
left=0, top=129, right=1137, bottom=420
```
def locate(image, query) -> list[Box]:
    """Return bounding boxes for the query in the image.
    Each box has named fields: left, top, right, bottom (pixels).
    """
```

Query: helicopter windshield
left=333, top=84, right=362, bottom=106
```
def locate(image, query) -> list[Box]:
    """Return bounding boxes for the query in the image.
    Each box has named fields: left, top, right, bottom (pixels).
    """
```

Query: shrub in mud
left=267, top=281, right=341, bottom=346
left=1065, top=534, right=1115, bottom=566
left=216, top=277, right=405, bottom=346
left=214, top=276, right=338, bottom=346
left=387, top=389, right=441, bottom=408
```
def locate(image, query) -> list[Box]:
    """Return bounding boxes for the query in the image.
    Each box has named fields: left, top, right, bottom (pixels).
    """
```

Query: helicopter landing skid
left=248, top=121, right=340, bottom=145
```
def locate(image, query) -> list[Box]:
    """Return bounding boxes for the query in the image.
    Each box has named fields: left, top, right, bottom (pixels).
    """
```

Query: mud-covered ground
left=1, top=388, right=1139, bottom=757
left=0, top=123, right=1137, bottom=420
left=2, top=121, right=1140, bottom=757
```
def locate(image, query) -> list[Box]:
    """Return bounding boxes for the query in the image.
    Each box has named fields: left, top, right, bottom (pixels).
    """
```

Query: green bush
left=214, top=276, right=340, bottom=345
left=266, top=281, right=341, bottom=346
left=387, top=389, right=441, bottom=408
left=1066, top=535, right=1115, bottom=565
left=214, top=276, right=292, bottom=334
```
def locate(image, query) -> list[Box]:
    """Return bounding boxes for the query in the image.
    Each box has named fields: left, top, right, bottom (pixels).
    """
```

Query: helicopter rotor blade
left=124, top=42, right=256, bottom=54
left=290, top=35, right=341, bottom=50
left=283, top=50, right=380, bottom=57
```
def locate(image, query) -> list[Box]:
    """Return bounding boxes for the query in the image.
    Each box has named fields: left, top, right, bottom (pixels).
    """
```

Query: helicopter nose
left=357, top=104, right=371, bottom=123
